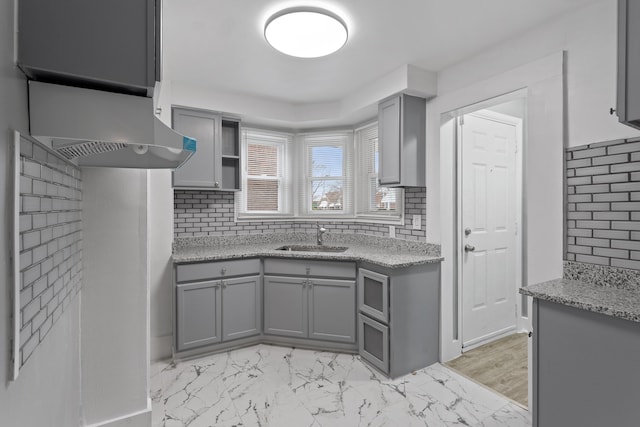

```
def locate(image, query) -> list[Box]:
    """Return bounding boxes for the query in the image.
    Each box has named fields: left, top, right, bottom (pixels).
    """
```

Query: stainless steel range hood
left=28, top=81, right=196, bottom=168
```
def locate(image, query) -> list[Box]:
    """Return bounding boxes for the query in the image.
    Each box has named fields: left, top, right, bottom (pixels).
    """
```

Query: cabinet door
left=18, top=0, right=157, bottom=96
left=378, top=95, right=402, bottom=185
left=264, top=276, right=308, bottom=338
left=222, top=275, right=261, bottom=341
left=176, top=280, right=221, bottom=351
left=172, top=108, right=221, bottom=188
left=617, top=0, right=640, bottom=129
left=308, top=279, right=356, bottom=343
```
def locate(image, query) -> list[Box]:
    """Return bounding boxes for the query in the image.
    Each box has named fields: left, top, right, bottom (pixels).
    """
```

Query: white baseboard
left=85, top=399, right=152, bottom=427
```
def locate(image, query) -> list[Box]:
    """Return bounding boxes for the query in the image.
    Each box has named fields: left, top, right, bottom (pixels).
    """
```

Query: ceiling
left=163, top=0, right=597, bottom=109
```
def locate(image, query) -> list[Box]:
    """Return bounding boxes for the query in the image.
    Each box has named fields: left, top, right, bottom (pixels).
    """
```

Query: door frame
left=455, top=104, right=527, bottom=352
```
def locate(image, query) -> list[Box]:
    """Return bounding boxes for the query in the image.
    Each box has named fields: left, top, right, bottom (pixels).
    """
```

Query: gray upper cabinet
left=172, top=107, right=241, bottom=190
left=263, top=276, right=308, bottom=338
left=378, top=94, right=426, bottom=187
left=176, top=280, right=222, bottom=352
left=221, top=275, right=261, bottom=341
left=617, top=0, right=640, bottom=129
left=18, top=0, right=159, bottom=97
left=308, top=278, right=356, bottom=343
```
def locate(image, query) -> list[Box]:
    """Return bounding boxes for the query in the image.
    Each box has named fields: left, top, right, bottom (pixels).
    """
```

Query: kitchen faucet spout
left=317, top=222, right=327, bottom=246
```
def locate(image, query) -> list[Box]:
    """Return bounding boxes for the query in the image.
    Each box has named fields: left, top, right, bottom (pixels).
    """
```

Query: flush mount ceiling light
left=264, top=7, right=348, bottom=58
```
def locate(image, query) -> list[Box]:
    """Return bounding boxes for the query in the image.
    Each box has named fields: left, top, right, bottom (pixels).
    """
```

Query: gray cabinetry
left=172, top=107, right=240, bottom=190
left=378, top=94, right=426, bottom=187
left=263, top=259, right=356, bottom=344
left=308, top=278, right=356, bottom=343
left=263, top=276, right=308, bottom=338
left=174, top=259, right=261, bottom=353
left=357, top=262, right=440, bottom=378
left=18, top=0, right=159, bottom=97
left=176, top=280, right=221, bottom=351
left=222, top=275, right=261, bottom=341
left=532, top=299, right=640, bottom=427
left=617, top=0, right=640, bottom=129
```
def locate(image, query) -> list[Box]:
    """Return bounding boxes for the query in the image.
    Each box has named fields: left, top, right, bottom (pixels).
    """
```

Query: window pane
left=370, top=179, right=399, bottom=211
left=248, top=143, right=278, bottom=176
left=311, top=146, right=343, bottom=178
left=247, top=179, right=279, bottom=211
left=311, top=179, right=344, bottom=211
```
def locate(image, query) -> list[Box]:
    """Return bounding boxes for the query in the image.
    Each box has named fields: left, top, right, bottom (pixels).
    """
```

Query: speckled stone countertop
left=172, top=233, right=443, bottom=269
left=520, top=262, right=640, bottom=322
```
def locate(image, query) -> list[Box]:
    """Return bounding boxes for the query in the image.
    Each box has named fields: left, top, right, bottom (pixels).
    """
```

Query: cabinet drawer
left=358, top=268, right=390, bottom=324
left=264, top=258, right=356, bottom=279
left=176, top=258, right=260, bottom=283
left=358, top=314, right=389, bottom=374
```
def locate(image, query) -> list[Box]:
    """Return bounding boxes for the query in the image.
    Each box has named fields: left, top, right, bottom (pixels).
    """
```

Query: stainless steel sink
left=275, top=245, right=348, bottom=253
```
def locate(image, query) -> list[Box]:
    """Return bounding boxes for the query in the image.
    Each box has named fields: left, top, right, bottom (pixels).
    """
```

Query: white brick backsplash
left=16, top=137, right=83, bottom=370
left=567, top=139, right=640, bottom=269
left=174, top=187, right=427, bottom=241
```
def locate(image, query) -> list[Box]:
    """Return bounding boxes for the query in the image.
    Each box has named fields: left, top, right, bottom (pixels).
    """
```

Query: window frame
left=237, top=128, right=292, bottom=218
left=355, top=122, right=404, bottom=222
left=298, top=131, right=354, bottom=218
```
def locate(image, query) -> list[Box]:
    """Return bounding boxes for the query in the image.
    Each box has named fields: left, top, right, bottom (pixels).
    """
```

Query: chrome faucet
left=317, top=222, right=327, bottom=246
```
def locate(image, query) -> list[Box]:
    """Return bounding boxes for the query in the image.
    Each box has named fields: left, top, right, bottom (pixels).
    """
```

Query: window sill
left=235, top=215, right=404, bottom=226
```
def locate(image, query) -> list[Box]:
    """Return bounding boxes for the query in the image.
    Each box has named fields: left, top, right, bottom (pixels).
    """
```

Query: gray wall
left=19, top=137, right=83, bottom=367
left=81, top=168, right=150, bottom=426
left=174, top=187, right=427, bottom=241
left=0, top=1, right=83, bottom=426
left=566, top=138, right=640, bottom=269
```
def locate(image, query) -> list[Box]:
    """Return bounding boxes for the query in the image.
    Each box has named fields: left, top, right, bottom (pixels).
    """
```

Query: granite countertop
left=520, top=276, right=640, bottom=323
left=172, top=233, right=443, bottom=269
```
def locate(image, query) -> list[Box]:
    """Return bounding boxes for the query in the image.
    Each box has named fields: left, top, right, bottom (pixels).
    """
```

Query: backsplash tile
left=17, top=137, right=83, bottom=367
left=566, top=138, right=640, bottom=269
left=174, top=187, right=427, bottom=241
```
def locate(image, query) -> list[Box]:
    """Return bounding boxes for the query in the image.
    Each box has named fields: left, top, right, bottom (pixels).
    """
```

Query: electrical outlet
left=389, top=225, right=396, bottom=238
left=412, top=214, right=421, bottom=230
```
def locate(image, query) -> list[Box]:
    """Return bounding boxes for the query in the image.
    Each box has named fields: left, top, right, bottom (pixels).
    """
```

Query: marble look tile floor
left=151, top=344, right=531, bottom=427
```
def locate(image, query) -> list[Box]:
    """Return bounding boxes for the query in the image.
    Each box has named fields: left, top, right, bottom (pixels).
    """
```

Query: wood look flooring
left=446, top=333, right=529, bottom=407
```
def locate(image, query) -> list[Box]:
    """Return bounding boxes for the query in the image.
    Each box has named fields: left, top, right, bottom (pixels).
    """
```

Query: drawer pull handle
left=221, top=268, right=227, bottom=275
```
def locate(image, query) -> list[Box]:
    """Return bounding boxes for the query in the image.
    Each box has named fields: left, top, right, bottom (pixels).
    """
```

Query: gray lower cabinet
left=532, top=299, right=640, bottom=427
left=264, top=275, right=356, bottom=343
left=308, top=278, right=356, bottom=343
left=176, top=280, right=222, bottom=351
left=175, top=259, right=261, bottom=353
left=263, top=276, right=308, bottom=338
left=222, top=275, right=261, bottom=341
left=357, top=262, right=440, bottom=378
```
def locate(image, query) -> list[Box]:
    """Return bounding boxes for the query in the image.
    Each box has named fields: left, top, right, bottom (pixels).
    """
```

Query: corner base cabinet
left=263, top=259, right=356, bottom=344
left=357, top=262, right=440, bottom=378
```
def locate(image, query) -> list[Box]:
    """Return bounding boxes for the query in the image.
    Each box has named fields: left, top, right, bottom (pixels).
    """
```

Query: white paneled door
left=461, top=112, right=518, bottom=349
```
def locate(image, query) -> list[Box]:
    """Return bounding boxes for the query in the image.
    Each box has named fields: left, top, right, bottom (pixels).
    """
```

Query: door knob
left=464, top=244, right=476, bottom=252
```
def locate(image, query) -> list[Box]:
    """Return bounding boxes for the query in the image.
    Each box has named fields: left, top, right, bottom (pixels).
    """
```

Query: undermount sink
left=275, top=245, right=348, bottom=253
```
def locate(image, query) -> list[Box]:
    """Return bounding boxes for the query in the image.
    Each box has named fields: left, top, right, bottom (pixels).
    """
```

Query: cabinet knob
left=221, top=280, right=227, bottom=289
left=305, top=266, right=311, bottom=274
left=214, top=281, right=221, bottom=288
left=214, top=181, right=220, bottom=188
left=308, top=280, right=313, bottom=288
left=221, top=268, right=226, bottom=276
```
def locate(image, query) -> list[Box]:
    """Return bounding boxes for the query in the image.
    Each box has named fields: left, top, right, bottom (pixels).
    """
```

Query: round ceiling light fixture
left=264, top=7, right=348, bottom=58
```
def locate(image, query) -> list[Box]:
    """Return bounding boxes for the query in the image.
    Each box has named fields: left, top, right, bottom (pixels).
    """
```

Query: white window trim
left=235, top=125, right=410, bottom=226
left=354, top=122, right=404, bottom=221
left=237, top=128, right=293, bottom=219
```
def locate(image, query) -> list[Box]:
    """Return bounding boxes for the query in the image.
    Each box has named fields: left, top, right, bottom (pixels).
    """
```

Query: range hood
left=28, top=81, right=196, bottom=168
